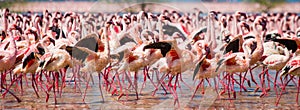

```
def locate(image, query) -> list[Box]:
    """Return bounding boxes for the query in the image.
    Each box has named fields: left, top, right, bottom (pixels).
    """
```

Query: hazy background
left=1, top=0, right=300, bottom=13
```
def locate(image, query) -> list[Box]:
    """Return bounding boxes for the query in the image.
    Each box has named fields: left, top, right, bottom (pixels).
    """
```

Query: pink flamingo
left=277, top=49, right=300, bottom=105
left=0, top=34, right=21, bottom=102
left=191, top=40, right=223, bottom=100
left=143, top=39, right=196, bottom=107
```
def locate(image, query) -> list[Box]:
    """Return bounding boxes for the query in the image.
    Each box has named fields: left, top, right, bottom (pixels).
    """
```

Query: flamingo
left=143, top=39, right=196, bottom=107
left=191, top=40, right=223, bottom=100
left=215, top=38, right=252, bottom=99
left=0, top=34, right=21, bottom=102
left=262, top=46, right=292, bottom=95
left=65, top=33, right=110, bottom=102
left=277, top=49, right=300, bottom=105
left=36, top=48, right=73, bottom=104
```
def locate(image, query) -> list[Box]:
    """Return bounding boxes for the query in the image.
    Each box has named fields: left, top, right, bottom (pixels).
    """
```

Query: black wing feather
left=143, top=42, right=172, bottom=57
left=272, top=38, right=297, bottom=53
left=224, top=39, right=240, bottom=54
left=22, top=52, right=35, bottom=69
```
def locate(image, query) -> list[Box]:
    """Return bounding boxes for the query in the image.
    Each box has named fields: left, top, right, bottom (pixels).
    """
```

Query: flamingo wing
left=271, top=38, right=297, bottom=53
left=22, top=52, right=35, bottom=69
left=280, top=59, right=300, bottom=76
left=75, top=33, right=98, bottom=52
left=193, top=55, right=206, bottom=80
left=162, top=24, right=186, bottom=37
left=224, top=39, right=240, bottom=54
left=190, top=27, right=207, bottom=41
left=65, top=46, right=89, bottom=62
left=215, top=53, right=237, bottom=72
left=143, top=42, right=172, bottom=57
left=119, top=34, right=136, bottom=46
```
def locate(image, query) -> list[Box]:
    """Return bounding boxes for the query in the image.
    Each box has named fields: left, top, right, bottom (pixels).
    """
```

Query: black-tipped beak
left=143, top=42, right=172, bottom=57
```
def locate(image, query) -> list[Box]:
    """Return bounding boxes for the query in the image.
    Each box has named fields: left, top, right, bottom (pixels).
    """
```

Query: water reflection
left=0, top=67, right=299, bottom=109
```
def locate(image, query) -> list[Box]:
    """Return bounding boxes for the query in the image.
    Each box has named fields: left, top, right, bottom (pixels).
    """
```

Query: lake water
left=0, top=67, right=299, bottom=109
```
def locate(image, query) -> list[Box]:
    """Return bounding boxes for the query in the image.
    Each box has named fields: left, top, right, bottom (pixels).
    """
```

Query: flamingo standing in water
left=65, top=33, right=110, bottom=102
left=36, top=48, right=73, bottom=104
left=215, top=41, right=252, bottom=99
left=277, top=49, right=300, bottom=105
left=143, top=39, right=196, bottom=107
left=191, top=40, right=223, bottom=100
left=0, top=33, right=21, bottom=102
left=262, top=46, right=292, bottom=96
left=244, top=17, right=266, bottom=95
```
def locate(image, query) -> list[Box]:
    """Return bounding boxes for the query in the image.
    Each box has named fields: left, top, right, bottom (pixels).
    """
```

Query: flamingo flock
left=1, top=8, right=300, bottom=107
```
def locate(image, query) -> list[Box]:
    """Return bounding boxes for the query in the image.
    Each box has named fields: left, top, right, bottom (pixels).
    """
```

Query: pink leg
left=20, top=74, right=24, bottom=95
left=230, top=74, right=236, bottom=99
left=152, top=73, right=169, bottom=96
left=239, top=72, right=242, bottom=93
left=140, top=67, right=148, bottom=94
left=83, top=73, right=91, bottom=102
left=274, top=71, right=279, bottom=96
left=259, top=69, right=266, bottom=97
left=297, top=77, right=300, bottom=105
left=227, top=73, right=231, bottom=99
left=55, top=72, right=60, bottom=97
left=144, top=67, right=158, bottom=91
left=2, top=74, right=23, bottom=97
left=213, top=77, right=219, bottom=95
left=97, top=72, right=105, bottom=102
left=218, top=73, right=227, bottom=95
left=265, top=71, right=271, bottom=92
left=52, top=72, right=57, bottom=104
left=0, top=81, right=21, bottom=102
left=191, top=79, right=203, bottom=100
left=32, top=74, right=40, bottom=98
left=249, top=68, right=260, bottom=91
left=231, top=75, right=247, bottom=92
left=134, top=72, right=139, bottom=100
left=276, top=77, right=287, bottom=106
left=116, top=73, right=125, bottom=100
left=172, top=74, right=180, bottom=107
left=60, top=69, right=66, bottom=97
left=179, top=74, right=192, bottom=90
left=206, top=78, right=212, bottom=87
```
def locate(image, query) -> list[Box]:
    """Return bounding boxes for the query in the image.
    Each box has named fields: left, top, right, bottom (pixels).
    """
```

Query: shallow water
left=1, top=67, right=300, bottom=109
